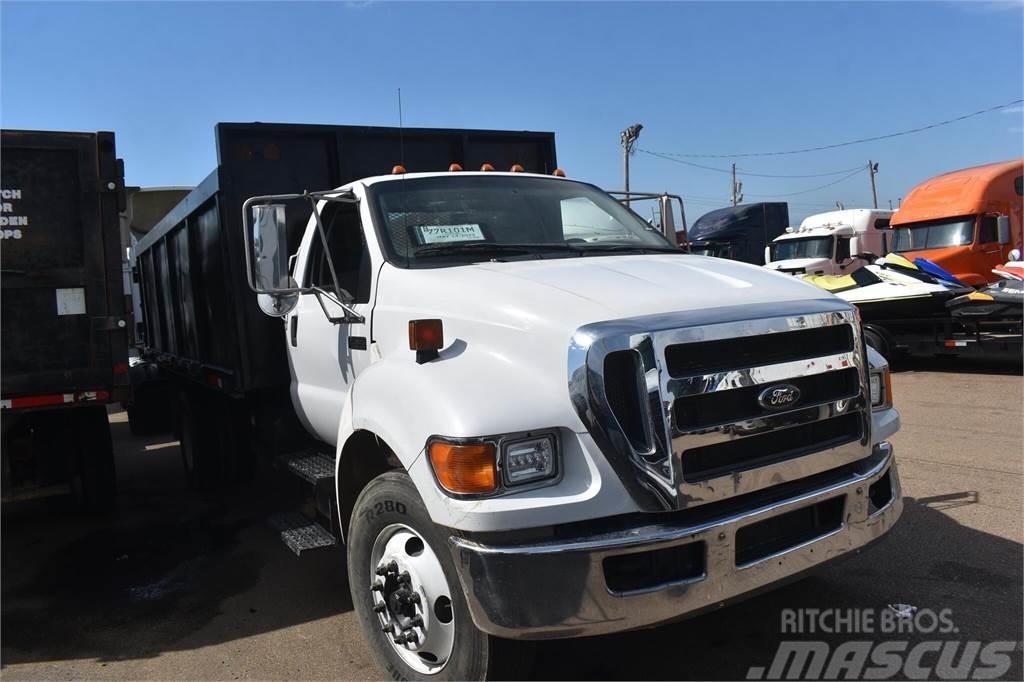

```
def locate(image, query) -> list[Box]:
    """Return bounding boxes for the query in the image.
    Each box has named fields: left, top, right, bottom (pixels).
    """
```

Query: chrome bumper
left=448, top=443, right=901, bottom=640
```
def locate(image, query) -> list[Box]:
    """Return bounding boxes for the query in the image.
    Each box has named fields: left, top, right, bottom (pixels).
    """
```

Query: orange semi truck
left=890, top=159, right=1023, bottom=286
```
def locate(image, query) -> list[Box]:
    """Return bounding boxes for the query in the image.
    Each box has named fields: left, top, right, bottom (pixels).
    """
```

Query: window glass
left=771, top=236, right=833, bottom=260
left=978, top=216, right=998, bottom=244
left=835, top=237, right=851, bottom=261
left=306, top=202, right=371, bottom=303
left=891, top=216, right=975, bottom=251
left=370, top=175, right=673, bottom=266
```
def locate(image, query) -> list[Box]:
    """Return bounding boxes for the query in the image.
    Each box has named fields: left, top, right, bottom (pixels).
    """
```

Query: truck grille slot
left=681, top=412, right=862, bottom=483
left=604, top=350, right=651, bottom=452
left=664, top=325, right=853, bottom=377
left=735, top=496, right=845, bottom=566
left=603, top=541, right=705, bottom=594
left=675, top=368, right=860, bottom=431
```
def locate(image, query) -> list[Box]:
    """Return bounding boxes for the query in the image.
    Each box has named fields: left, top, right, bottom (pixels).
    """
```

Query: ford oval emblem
left=758, top=383, right=801, bottom=411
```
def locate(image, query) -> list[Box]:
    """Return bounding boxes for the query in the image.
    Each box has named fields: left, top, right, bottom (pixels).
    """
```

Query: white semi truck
left=137, top=124, right=903, bottom=680
left=765, top=208, right=895, bottom=276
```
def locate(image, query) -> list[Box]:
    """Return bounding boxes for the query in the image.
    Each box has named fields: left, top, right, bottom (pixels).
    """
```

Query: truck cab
left=888, top=159, right=1023, bottom=287
left=765, top=208, right=894, bottom=276
left=244, top=167, right=903, bottom=679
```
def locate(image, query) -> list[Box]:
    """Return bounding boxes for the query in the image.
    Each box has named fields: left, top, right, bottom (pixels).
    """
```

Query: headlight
left=869, top=366, right=892, bottom=410
left=427, top=431, right=559, bottom=497
left=502, top=434, right=557, bottom=486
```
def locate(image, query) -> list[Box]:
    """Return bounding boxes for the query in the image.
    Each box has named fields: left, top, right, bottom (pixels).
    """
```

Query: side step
left=277, top=450, right=335, bottom=484
left=270, top=511, right=337, bottom=556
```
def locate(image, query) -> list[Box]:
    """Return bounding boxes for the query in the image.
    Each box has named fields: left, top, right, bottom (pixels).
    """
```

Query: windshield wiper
left=413, top=242, right=580, bottom=258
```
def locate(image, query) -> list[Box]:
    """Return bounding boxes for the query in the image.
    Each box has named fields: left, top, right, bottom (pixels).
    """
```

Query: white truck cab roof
left=774, top=208, right=894, bottom=242
left=357, top=170, right=571, bottom=188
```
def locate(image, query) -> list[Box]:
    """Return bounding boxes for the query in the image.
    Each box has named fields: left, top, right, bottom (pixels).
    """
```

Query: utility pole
left=888, top=199, right=893, bottom=210
left=730, top=163, right=743, bottom=206
left=868, top=160, right=879, bottom=209
left=620, top=124, right=643, bottom=206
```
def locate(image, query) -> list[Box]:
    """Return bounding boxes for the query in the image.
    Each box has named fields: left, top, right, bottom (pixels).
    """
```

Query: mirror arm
left=311, top=286, right=364, bottom=325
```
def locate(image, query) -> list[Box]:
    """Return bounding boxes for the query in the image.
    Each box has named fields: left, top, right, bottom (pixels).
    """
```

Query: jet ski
left=800, top=253, right=973, bottom=321
left=947, top=279, right=1023, bottom=319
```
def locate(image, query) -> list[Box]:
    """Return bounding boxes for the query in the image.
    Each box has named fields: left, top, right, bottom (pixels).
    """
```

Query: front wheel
left=347, top=471, right=530, bottom=681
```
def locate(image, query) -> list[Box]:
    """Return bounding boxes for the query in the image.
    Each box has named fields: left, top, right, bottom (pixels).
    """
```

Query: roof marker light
left=449, top=163, right=463, bottom=172
left=552, top=168, right=566, bottom=177
left=510, top=164, right=525, bottom=173
left=392, top=165, right=407, bottom=175
left=480, top=163, right=495, bottom=172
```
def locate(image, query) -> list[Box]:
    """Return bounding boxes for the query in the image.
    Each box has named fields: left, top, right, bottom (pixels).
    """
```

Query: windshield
left=891, top=216, right=975, bottom=252
left=771, top=236, right=833, bottom=261
left=369, top=175, right=675, bottom=265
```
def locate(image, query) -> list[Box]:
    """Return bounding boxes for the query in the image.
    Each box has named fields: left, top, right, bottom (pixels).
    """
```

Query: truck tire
left=69, top=406, right=117, bottom=512
left=347, top=471, right=531, bottom=681
left=177, top=390, right=217, bottom=490
left=863, top=325, right=892, bottom=361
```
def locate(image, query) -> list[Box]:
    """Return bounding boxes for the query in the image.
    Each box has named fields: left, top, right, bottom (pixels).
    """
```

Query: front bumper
left=448, top=443, right=901, bottom=640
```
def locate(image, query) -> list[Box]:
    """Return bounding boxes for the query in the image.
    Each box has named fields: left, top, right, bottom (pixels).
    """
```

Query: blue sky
left=2, top=1, right=1022, bottom=223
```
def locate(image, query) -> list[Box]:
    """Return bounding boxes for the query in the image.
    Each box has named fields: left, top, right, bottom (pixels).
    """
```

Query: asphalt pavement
left=2, top=360, right=1021, bottom=680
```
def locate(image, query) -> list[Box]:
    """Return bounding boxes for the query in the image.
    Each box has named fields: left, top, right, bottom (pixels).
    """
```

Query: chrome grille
left=568, top=299, right=872, bottom=512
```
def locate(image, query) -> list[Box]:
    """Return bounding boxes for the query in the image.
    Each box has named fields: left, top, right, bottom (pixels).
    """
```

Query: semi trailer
left=136, top=122, right=904, bottom=680
left=1, top=129, right=129, bottom=509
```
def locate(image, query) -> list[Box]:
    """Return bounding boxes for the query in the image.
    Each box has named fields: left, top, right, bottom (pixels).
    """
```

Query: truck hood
left=765, top=257, right=831, bottom=274
left=368, top=254, right=842, bottom=442
left=375, top=254, right=832, bottom=350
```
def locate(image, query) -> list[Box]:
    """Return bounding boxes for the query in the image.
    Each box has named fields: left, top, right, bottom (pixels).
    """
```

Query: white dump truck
left=137, top=123, right=903, bottom=680
left=765, top=208, right=895, bottom=276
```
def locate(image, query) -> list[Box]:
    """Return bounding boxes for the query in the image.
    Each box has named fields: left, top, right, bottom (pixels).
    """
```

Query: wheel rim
left=369, top=523, right=455, bottom=675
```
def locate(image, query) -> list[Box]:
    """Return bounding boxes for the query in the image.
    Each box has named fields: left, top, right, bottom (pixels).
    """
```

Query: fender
left=333, top=347, right=634, bottom=533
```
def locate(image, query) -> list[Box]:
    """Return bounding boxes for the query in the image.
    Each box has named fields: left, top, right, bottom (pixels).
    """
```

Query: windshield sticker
left=414, top=224, right=485, bottom=244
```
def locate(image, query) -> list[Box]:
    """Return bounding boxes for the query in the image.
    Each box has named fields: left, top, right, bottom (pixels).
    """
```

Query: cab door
left=286, top=197, right=374, bottom=445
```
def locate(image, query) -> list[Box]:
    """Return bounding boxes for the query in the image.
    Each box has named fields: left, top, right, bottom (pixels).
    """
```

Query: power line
left=638, top=149, right=863, bottom=178
left=647, top=98, right=1023, bottom=158
left=745, top=166, right=868, bottom=197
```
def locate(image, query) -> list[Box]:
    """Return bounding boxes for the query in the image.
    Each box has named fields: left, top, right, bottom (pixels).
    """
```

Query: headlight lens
left=502, top=435, right=557, bottom=486
left=869, top=366, right=892, bottom=410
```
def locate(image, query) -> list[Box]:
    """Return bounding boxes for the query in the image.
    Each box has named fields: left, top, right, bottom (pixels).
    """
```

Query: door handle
left=290, top=315, right=298, bottom=347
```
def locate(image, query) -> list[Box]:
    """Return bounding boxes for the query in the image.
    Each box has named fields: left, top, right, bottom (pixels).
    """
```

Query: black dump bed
left=688, top=202, right=790, bottom=265
left=1, top=129, right=129, bottom=404
left=134, top=122, right=557, bottom=394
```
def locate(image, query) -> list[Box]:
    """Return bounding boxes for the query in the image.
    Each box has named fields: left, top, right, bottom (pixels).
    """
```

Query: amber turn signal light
left=392, top=164, right=407, bottom=174
left=408, top=319, right=443, bottom=351
left=510, top=164, right=525, bottom=173
left=449, top=163, right=463, bottom=172
left=429, top=441, right=497, bottom=494
left=552, top=168, right=566, bottom=177
left=480, top=163, right=495, bottom=172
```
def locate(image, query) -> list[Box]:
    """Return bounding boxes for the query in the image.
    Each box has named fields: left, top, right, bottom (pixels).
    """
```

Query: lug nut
left=409, top=615, right=423, bottom=627
left=407, top=592, right=421, bottom=606
left=373, top=602, right=387, bottom=613
left=397, top=571, right=411, bottom=584
left=371, top=581, right=384, bottom=593
left=404, top=631, right=419, bottom=645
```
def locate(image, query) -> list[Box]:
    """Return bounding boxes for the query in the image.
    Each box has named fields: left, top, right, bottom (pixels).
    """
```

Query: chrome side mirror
left=997, top=216, right=1011, bottom=245
left=250, top=203, right=298, bottom=317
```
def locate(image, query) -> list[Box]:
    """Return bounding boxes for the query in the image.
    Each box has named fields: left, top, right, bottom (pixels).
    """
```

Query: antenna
left=397, top=88, right=405, bottom=170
